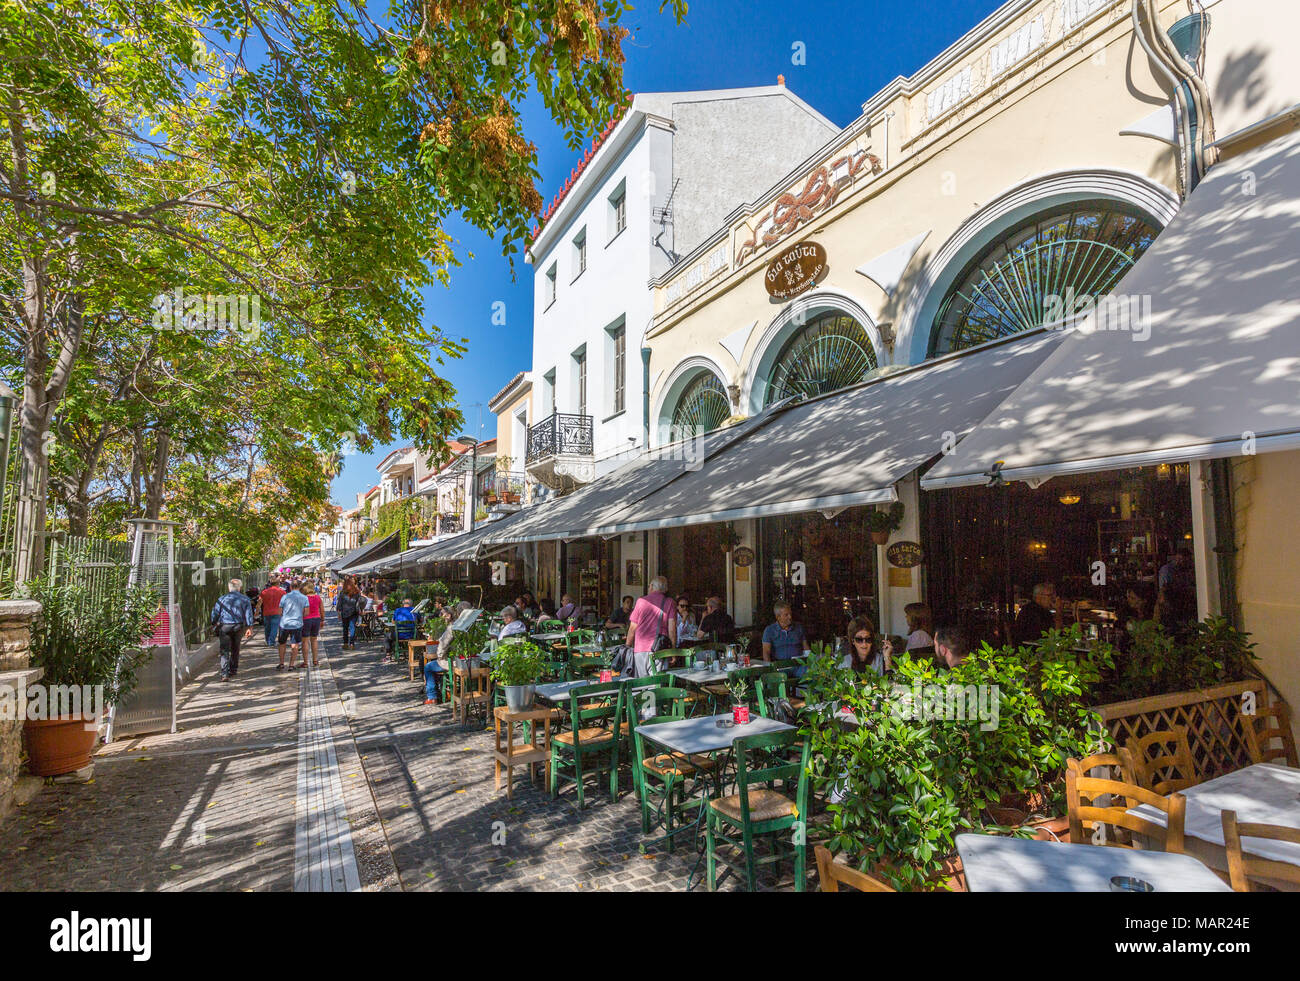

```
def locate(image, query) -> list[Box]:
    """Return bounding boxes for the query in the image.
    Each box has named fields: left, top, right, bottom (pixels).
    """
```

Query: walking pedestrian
left=302, top=581, right=324, bottom=667
left=260, top=578, right=286, bottom=647
left=277, top=581, right=309, bottom=670
left=211, top=579, right=254, bottom=681
left=337, top=581, right=362, bottom=650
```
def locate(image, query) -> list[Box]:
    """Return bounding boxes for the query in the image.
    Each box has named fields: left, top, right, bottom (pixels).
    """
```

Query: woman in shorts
left=301, top=582, right=324, bottom=667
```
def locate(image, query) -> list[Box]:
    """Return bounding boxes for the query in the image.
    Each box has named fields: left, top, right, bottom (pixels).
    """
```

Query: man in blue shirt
left=277, top=583, right=310, bottom=671
left=762, top=601, right=810, bottom=670
left=211, top=579, right=254, bottom=681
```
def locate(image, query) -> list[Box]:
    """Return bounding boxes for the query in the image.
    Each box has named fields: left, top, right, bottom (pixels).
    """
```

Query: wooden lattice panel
left=1096, top=680, right=1270, bottom=783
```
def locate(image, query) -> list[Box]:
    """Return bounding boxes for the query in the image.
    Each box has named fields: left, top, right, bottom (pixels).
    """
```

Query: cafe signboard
left=886, top=541, right=925, bottom=568
left=732, top=546, right=755, bottom=567
left=764, top=240, right=828, bottom=300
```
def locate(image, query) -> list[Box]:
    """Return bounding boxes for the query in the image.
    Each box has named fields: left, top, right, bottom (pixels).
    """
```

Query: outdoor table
left=572, top=643, right=605, bottom=655
left=955, top=833, right=1231, bottom=892
left=665, top=664, right=745, bottom=686
left=1128, top=762, right=1300, bottom=891
left=637, top=712, right=796, bottom=888
left=531, top=631, right=569, bottom=642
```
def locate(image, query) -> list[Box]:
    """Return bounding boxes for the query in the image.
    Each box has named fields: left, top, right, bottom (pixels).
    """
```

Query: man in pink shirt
left=260, top=580, right=287, bottom=647
left=626, top=576, right=677, bottom=677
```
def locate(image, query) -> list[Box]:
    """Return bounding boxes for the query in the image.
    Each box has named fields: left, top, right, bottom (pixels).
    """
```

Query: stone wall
left=0, top=599, right=42, bottom=821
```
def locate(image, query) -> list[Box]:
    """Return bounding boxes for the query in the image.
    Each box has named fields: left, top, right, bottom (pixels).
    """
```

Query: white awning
left=923, top=129, right=1300, bottom=490
left=475, top=331, right=1061, bottom=544
left=582, top=331, right=1062, bottom=535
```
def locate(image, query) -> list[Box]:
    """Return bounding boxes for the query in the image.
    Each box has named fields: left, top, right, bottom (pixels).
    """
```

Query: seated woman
left=538, top=597, right=557, bottom=620
left=842, top=615, right=890, bottom=675
left=425, top=602, right=472, bottom=705
left=494, top=605, right=528, bottom=640
left=675, top=595, right=698, bottom=643
left=902, top=602, right=934, bottom=652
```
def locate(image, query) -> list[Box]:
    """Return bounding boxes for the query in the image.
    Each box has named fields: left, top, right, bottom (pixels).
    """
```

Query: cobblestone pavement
left=0, top=618, right=808, bottom=892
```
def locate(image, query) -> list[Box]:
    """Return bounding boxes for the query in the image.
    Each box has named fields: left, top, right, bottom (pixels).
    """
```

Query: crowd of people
left=213, top=548, right=1187, bottom=691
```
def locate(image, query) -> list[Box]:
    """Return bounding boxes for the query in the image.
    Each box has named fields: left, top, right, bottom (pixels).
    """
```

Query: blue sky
left=332, top=0, right=1004, bottom=508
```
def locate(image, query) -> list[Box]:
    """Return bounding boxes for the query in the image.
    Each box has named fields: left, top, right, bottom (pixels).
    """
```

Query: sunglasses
left=853, top=634, right=872, bottom=643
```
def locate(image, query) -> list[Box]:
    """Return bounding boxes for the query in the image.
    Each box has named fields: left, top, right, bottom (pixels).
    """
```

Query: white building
left=523, top=83, right=840, bottom=492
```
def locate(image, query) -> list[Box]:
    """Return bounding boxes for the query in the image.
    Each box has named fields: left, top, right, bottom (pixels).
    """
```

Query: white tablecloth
left=956, top=834, right=1230, bottom=892
left=1129, top=763, right=1300, bottom=879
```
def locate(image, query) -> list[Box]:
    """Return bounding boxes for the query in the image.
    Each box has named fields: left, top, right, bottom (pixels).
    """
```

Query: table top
left=1129, top=763, right=1300, bottom=865
left=636, top=713, right=794, bottom=756
left=955, top=834, right=1231, bottom=892
left=665, top=664, right=749, bottom=686
left=572, top=644, right=606, bottom=654
left=530, top=632, right=570, bottom=642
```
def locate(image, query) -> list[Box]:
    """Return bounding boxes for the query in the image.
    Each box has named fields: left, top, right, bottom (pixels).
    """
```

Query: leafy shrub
left=1095, top=615, right=1257, bottom=704
left=802, top=625, right=1108, bottom=890
left=23, top=559, right=160, bottom=705
left=490, top=640, right=546, bottom=687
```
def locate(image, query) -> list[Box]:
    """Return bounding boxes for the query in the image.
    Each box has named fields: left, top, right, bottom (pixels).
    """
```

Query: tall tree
left=1, top=0, right=685, bottom=580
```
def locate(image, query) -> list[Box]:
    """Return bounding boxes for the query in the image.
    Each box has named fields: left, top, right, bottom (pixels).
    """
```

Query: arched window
left=669, top=371, right=730, bottom=440
left=763, top=310, right=877, bottom=407
left=930, top=201, right=1160, bottom=355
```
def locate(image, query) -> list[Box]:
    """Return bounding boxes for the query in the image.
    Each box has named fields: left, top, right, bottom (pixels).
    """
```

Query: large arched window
left=929, top=201, right=1160, bottom=355
left=668, top=371, right=730, bottom=440
left=763, top=310, right=877, bottom=407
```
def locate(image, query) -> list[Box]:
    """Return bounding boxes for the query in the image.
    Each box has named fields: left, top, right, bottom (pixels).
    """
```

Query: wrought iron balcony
left=481, top=470, right=527, bottom=505
left=526, top=412, right=594, bottom=490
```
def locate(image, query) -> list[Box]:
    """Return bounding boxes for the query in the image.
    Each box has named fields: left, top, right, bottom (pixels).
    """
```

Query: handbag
left=650, top=597, right=673, bottom=653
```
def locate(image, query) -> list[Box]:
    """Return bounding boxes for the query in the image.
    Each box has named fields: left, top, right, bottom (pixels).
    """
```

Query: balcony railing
left=526, top=412, right=593, bottom=464
left=481, top=470, right=527, bottom=504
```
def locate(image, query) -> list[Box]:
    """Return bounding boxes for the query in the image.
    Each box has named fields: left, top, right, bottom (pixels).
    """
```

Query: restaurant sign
left=886, top=541, right=925, bottom=568
left=764, top=240, right=828, bottom=300
left=732, top=546, right=755, bottom=567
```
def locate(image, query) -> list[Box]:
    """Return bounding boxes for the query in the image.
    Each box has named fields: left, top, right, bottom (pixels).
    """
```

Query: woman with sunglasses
left=674, top=596, right=698, bottom=643
left=843, top=615, right=890, bottom=675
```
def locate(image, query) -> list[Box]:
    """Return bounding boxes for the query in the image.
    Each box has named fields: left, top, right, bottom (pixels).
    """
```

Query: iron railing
left=526, top=412, right=593, bottom=464
left=481, top=470, right=527, bottom=503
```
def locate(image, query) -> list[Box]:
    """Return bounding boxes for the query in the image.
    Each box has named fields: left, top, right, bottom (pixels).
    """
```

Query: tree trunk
left=144, top=429, right=170, bottom=519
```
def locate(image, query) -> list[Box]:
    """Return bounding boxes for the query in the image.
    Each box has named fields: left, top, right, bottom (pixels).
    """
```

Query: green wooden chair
left=755, top=671, right=806, bottom=717
left=550, top=680, right=626, bottom=808
left=536, top=618, right=566, bottom=633
left=626, top=683, right=714, bottom=851
left=706, top=730, right=811, bottom=892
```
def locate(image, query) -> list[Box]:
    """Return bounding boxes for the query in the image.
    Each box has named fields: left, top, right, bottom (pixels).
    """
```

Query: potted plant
left=21, top=560, right=158, bottom=776
left=866, top=501, right=904, bottom=545
left=728, top=675, right=751, bottom=724
left=490, top=640, right=546, bottom=711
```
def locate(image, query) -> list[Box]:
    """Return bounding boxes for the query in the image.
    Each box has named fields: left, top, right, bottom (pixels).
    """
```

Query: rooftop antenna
left=652, top=178, right=680, bottom=264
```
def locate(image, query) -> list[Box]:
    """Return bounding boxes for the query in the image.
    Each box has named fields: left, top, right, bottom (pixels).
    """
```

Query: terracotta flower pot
left=23, top=716, right=100, bottom=776
left=1027, top=815, right=1071, bottom=842
left=870, top=530, right=890, bottom=546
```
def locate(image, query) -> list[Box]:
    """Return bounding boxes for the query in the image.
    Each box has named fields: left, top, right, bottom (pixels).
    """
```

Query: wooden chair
left=626, top=684, right=713, bottom=850
left=1243, top=703, right=1299, bottom=768
left=550, top=681, right=625, bottom=809
left=814, top=845, right=895, bottom=892
left=754, top=671, right=806, bottom=718
left=1065, top=761, right=1186, bottom=853
left=1126, top=726, right=1199, bottom=795
left=1221, top=809, right=1300, bottom=892
left=706, top=730, right=811, bottom=892
left=1066, top=750, right=1139, bottom=785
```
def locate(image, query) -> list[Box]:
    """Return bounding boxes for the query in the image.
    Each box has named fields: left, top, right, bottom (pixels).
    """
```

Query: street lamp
left=458, top=436, right=479, bottom=532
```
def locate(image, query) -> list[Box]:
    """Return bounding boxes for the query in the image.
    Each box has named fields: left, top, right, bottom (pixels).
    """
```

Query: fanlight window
left=764, top=311, right=877, bottom=407
left=669, top=372, right=730, bottom=439
left=930, top=201, right=1160, bottom=355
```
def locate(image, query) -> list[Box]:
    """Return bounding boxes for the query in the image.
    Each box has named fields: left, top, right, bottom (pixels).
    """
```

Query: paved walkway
left=0, top=617, right=805, bottom=892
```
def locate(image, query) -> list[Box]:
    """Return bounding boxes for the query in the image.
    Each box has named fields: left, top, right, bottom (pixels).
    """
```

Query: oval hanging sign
left=732, top=546, right=755, bottom=567
left=764, top=240, right=828, bottom=299
left=886, top=541, right=925, bottom=568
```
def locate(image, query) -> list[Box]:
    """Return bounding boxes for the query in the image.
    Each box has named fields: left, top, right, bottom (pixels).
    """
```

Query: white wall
left=531, top=131, right=661, bottom=473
